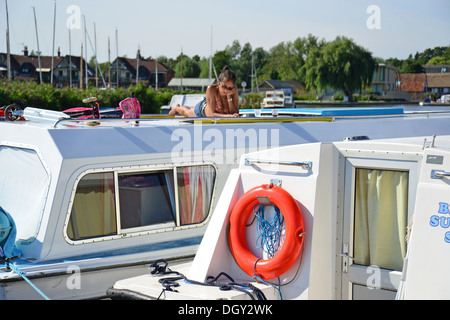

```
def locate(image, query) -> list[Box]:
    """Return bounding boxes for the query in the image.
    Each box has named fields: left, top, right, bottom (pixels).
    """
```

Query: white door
left=341, top=157, right=418, bottom=300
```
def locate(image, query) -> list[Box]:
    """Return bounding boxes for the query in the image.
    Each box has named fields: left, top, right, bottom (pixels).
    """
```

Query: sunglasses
left=221, top=85, right=235, bottom=91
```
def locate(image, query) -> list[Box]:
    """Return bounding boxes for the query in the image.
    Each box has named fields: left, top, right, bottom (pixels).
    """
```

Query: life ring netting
left=228, top=184, right=305, bottom=280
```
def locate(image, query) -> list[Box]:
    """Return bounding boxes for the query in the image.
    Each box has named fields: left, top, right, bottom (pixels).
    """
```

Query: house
left=423, top=65, right=450, bottom=74
left=398, top=73, right=427, bottom=101
left=426, top=73, right=450, bottom=95
left=0, top=47, right=63, bottom=83
left=370, top=64, right=400, bottom=96
left=53, top=55, right=95, bottom=88
left=399, top=72, right=450, bottom=100
left=167, top=78, right=213, bottom=92
left=258, top=80, right=306, bottom=95
left=0, top=52, right=20, bottom=79
left=106, top=55, right=174, bottom=88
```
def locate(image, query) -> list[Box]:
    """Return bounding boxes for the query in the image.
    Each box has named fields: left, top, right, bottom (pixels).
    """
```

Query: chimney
left=23, top=46, right=28, bottom=56
left=58, top=47, right=61, bottom=58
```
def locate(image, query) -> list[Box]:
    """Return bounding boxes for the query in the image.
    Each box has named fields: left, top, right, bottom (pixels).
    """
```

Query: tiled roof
left=427, top=73, right=450, bottom=88
left=13, top=54, right=63, bottom=70
left=400, top=73, right=426, bottom=92
left=117, top=57, right=172, bottom=75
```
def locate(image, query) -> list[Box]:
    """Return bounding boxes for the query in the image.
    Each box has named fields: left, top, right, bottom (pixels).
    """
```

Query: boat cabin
left=110, top=134, right=450, bottom=300
left=1, top=105, right=450, bottom=299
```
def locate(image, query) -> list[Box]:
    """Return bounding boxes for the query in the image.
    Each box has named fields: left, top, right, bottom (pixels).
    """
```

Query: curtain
left=178, top=166, right=215, bottom=225
left=354, top=169, right=408, bottom=271
left=67, top=172, right=117, bottom=240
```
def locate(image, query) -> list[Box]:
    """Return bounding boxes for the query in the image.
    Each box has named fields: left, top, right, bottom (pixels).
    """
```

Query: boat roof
left=2, top=105, right=450, bottom=265
left=240, top=107, right=404, bottom=116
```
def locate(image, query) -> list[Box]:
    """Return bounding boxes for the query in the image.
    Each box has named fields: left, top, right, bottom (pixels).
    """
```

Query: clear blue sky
left=1, top=0, right=449, bottom=63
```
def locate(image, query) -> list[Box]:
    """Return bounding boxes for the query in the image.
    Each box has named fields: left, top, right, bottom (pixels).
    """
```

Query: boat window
left=67, top=172, right=117, bottom=240
left=353, top=168, right=408, bottom=271
left=177, top=166, right=216, bottom=226
left=67, top=165, right=216, bottom=242
left=118, top=170, right=176, bottom=230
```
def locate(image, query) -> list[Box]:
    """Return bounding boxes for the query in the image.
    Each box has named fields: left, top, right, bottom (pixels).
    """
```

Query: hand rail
left=431, top=170, right=450, bottom=179
left=244, top=158, right=312, bottom=170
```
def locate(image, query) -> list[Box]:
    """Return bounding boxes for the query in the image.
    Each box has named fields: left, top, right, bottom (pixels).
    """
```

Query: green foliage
left=174, top=56, right=201, bottom=78
left=239, top=92, right=264, bottom=109
left=304, top=36, right=376, bottom=101
left=212, top=50, right=232, bottom=74
left=0, top=80, right=178, bottom=114
left=260, top=34, right=325, bottom=85
left=2, top=37, right=446, bottom=111
left=384, top=46, right=450, bottom=73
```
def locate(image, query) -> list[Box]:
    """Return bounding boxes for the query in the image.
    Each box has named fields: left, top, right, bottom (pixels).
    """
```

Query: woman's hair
left=218, top=66, right=237, bottom=84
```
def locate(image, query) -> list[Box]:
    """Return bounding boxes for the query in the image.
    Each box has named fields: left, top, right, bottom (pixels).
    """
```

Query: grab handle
left=431, top=170, right=450, bottom=179
left=244, top=158, right=312, bottom=170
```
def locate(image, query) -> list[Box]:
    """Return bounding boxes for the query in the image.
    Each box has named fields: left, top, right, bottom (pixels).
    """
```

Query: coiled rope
left=253, top=203, right=285, bottom=259
left=150, top=259, right=266, bottom=300
left=252, top=203, right=285, bottom=299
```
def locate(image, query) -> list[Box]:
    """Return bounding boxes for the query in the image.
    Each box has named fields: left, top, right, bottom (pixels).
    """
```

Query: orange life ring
left=228, top=184, right=305, bottom=280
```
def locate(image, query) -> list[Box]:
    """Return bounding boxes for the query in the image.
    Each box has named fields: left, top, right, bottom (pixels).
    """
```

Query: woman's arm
left=204, top=85, right=239, bottom=117
left=226, top=87, right=239, bottom=115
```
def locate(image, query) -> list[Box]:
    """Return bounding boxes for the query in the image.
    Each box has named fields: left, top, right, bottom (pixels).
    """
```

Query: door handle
left=340, top=252, right=355, bottom=260
left=431, top=170, right=450, bottom=179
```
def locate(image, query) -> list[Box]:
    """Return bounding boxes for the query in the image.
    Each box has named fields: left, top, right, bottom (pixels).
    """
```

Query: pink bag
left=119, top=97, right=141, bottom=119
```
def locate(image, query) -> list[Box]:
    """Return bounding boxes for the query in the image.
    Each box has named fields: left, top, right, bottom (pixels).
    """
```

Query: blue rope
left=252, top=259, right=283, bottom=300
left=6, top=262, right=50, bottom=300
left=253, top=204, right=284, bottom=259
left=252, top=204, right=285, bottom=299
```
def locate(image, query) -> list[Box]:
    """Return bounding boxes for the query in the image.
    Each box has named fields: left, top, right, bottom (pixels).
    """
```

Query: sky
left=1, top=0, right=449, bottom=64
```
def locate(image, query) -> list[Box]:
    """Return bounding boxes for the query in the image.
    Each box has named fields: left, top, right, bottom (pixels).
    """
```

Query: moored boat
left=1, top=104, right=450, bottom=299
left=109, top=133, right=450, bottom=300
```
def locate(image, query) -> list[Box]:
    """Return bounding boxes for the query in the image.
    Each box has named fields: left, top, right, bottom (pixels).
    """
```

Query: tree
left=174, top=56, right=201, bottom=78
left=304, top=36, right=376, bottom=101
left=261, top=34, right=324, bottom=84
left=400, top=55, right=423, bottom=73
left=212, top=50, right=231, bottom=75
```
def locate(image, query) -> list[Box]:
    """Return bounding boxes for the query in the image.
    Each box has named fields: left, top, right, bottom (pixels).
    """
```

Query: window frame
left=340, top=155, right=421, bottom=298
left=64, top=163, right=218, bottom=245
left=0, top=143, right=51, bottom=244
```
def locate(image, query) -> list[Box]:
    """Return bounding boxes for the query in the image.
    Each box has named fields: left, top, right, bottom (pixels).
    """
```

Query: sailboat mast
left=94, top=23, right=98, bottom=87
left=209, top=25, right=212, bottom=84
left=51, top=0, right=56, bottom=84
left=108, top=37, right=111, bottom=88
left=5, top=0, right=11, bottom=82
left=83, top=15, right=88, bottom=88
left=136, top=46, right=140, bottom=84
left=155, top=56, right=158, bottom=90
left=69, top=28, right=72, bottom=87
left=180, top=47, right=183, bottom=93
left=251, top=52, right=254, bottom=92
left=115, top=29, right=119, bottom=87
left=80, top=43, right=83, bottom=89
left=33, top=7, right=43, bottom=84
